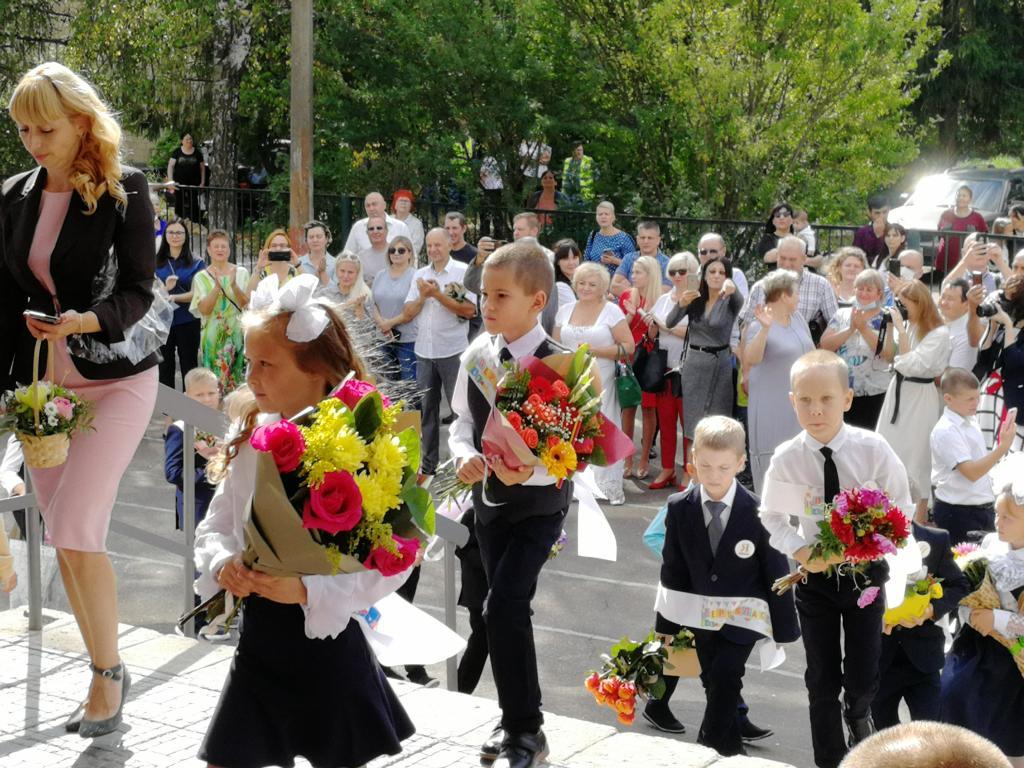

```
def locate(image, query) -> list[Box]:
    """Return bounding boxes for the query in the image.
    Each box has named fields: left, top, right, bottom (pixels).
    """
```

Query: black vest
left=468, top=335, right=573, bottom=524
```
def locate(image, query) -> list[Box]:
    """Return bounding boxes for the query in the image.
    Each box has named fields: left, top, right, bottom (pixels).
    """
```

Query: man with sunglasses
left=697, top=232, right=748, bottom=297
left=611, top=221, right=670, bottom=297
left=342, top=191, right=411, bottom=254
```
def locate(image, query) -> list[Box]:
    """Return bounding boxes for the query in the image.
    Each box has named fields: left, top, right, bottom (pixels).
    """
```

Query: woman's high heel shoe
left=63, top=702, right=86, bottom=733
left=648, top=473, right=677, bottom=490
left=79, top=662, right=130, bottom=739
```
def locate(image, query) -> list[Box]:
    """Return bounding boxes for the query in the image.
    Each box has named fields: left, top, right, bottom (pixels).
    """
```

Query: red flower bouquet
left=773, top=487, right=910, bottom=603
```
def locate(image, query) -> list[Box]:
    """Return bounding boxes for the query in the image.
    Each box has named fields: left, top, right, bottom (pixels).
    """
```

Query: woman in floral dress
left=190, top=229, right=249, bottom=392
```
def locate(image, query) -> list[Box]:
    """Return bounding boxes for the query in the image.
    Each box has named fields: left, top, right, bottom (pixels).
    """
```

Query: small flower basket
left=0, top=340, right=93, bottom=470
left=661, top=629, right=700, bottom=678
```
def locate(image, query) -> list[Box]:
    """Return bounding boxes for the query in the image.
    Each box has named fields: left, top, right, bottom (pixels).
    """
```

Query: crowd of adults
left=152, top=183, right=1024, bottom=525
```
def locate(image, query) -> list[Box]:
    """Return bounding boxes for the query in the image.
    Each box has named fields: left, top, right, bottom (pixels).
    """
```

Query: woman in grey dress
left=669, top=257, right=743, bottom=441
left=742, top=270, right=814, bottom=493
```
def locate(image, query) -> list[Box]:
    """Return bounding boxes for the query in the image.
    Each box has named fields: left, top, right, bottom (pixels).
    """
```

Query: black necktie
left=820, top=446, right=840, bottom=504
left=499, top=345, right=513, bottom=364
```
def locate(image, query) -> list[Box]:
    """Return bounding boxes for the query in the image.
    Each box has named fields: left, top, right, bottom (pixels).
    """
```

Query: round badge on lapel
left=734, top=539, right=755, bottom=559
left=918, top=540, right=931, bottom=559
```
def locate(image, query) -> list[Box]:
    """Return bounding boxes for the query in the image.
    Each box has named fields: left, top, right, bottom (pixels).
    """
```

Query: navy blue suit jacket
left=880, top=523, right=970, bottom=675
left=655, top=483, right=800, bottom=645
left=164, top=423, right=215, bottom=530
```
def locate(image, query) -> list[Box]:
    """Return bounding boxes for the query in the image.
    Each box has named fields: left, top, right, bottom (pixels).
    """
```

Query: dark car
left=889, top=166, right=1024, bottom=232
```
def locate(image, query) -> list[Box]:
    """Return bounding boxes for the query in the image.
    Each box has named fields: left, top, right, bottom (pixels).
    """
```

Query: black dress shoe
left=642, top=703, right=686, bottom=734
left=480, top=724, right=505, bottom=763
left=492, top=729, right=548, bottom=768
left=739, top=717, right=774, bottom=742
left=441, top=412, right=456, bottom=425
left=846, top=715, right=875, bottom=747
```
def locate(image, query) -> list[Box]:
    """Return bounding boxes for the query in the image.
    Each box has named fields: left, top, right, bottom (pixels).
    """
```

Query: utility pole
left=290, top=0, right=313, bottom=239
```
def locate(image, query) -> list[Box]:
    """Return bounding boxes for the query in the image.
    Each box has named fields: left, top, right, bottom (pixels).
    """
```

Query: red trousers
left=655, top=379, right=688, bottom=470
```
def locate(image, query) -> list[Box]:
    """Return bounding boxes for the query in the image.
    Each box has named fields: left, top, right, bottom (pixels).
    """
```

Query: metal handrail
left=20, top=383, right=469, bottom=690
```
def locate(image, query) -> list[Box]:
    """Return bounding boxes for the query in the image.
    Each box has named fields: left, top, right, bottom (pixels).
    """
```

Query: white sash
left=654, top=584, right=785, bottom=671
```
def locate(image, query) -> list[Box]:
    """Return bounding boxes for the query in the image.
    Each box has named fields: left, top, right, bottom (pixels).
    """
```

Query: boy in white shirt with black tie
left=759, top=350, right=912, bottom=768
left=930, top=368, right=1014, bottom=546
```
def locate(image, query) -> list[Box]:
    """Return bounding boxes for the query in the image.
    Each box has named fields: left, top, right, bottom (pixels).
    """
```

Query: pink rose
left=303, top=471, right=363, bottom=534
left=336, top=379, right=392, bottom=410
left=52, top=397, right=74, bottom=420
left=250, top=420, right=306, bottom=472
left=364, top=535, right=419, bottom=576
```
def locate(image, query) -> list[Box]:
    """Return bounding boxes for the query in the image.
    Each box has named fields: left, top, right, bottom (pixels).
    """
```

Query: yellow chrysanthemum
left=356, top=471, right=402, bottom=521
left=368, top=433, right=406, bottom=485
left=301, top=422, right=368, bottom=485
left=381, top=402, right=403, bottom=429
left=540, top=440, right=578, bottom=480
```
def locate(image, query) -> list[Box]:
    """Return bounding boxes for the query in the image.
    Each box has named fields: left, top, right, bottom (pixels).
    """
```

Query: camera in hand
left=881, top=301, right=909, bottom=326
left=976, top=290, right=1012, bottom=319
left=268, top=250, right=291, bottom=262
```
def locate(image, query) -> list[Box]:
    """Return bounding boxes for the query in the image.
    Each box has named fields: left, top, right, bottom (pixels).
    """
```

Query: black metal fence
left=155, top=184, right=1023, bottom=286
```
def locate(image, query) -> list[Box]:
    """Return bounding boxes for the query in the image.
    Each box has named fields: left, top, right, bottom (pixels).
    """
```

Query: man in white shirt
left=930, top=368, right=1013, bottom=544
left=342, top=191, right=410, bottom=254
left=404, top=228, right=477, bottom=478
left=938, top=278, right=984, bottom=372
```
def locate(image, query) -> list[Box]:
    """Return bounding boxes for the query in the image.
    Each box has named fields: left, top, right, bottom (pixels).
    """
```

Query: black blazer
left=880, top=523, right=970, bottom=675
left=0, top=166, right=158, bottom=389
left=656, top=483, right=800, bottom=646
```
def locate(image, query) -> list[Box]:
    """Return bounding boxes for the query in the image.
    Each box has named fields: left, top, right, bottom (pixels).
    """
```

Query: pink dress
left=26, top=190, right=159, bottom=552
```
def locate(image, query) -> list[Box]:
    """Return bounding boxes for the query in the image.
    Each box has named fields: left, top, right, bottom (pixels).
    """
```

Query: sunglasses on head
left=388, top=246, right=409, bottom=255
left=668, top=268, right=688, bottom=276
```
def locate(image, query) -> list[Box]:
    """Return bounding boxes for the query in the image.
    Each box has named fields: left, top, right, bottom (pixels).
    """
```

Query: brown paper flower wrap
left=960, top=570, right=1024, bottom=678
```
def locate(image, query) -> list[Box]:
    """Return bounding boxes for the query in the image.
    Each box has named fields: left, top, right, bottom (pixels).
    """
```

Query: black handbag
left=633, top=339, right=668, bottom=393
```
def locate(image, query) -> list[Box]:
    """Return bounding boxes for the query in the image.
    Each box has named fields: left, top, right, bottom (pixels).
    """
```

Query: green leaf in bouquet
left=397, top=427, right=421, bottom=480
left=566, top=344, right=591, bottom=387
left=401, top=484, right=436, bottom=536
left=645, top=676, right=667, bottom=701
left=353, top=391, right=384, bottom=441
left=642, top=641, right=662, bottom=656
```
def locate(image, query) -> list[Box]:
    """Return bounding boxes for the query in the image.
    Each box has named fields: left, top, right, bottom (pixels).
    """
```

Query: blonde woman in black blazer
left=0, top=63, right=159, bottom=739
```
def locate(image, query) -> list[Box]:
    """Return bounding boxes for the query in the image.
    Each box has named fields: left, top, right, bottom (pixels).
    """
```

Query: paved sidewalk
left=0, top=608, right=794, bottom=768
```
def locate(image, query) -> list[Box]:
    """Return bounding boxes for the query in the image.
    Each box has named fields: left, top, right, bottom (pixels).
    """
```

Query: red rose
left=528, top=377, right=554, bottom=402
left=551, top=380, right=570, bottom=399
left=250, top=420, right=306, bottom=472
left=302, top=471, right=363, bottom=534
left=364, top=535, right=420, bottom=576
left=521, top=428, right=539, bottom=449
left=506, top=411, right=523, bottom=431
left=526, top=393, right=544, bottom=409
left=336, top=378, right=392, bottom=410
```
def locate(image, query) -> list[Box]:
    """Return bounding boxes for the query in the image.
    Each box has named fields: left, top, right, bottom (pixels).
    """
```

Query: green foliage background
left=1, top=0, right=1021, bottom=221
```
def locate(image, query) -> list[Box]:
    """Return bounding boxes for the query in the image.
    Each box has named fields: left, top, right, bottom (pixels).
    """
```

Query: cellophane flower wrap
left=180, top=379, right=434, bottom=629
left=772, top=487, right=910, bottom=604
left=583, top=629, right=695, bottom=726
left=484, top=344, right=633, bottom=486
left=0, top=381, right=93, bottom=437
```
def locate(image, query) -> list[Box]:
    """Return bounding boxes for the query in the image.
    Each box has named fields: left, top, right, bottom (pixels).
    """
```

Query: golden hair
left=572, top=261, right=610, bottom=295
left=692, top=416, right=746, bottom=457
left=208, top=305, right=367, bottom=482
left=839, top=721, right=1010, bottom=768
left=826, top=247, right=868, bottom=288
left=261, top=228, right=294, bottom=253
left=183, top=367, right=218, bottom=391
left=484, top=241, right=554, bottom=299
left=631, top=255, right=663, bottom=311
left=9, top=62, right=126, bottom=215
left=790, top=349, right=850, bottom=392
left=898, top=279, right=944, bottom=338
left=940, top=367, right=980, bottom=397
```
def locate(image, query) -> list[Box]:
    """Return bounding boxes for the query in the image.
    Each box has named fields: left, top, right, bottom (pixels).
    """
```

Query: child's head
left=839, top=721, right=1010, bottom=768
left=688, top=416, right=746, bottom=499
left=792, top=209, right=810, bottom=232
left=789, top=350, right=853, bottom=444
left=184, top=367, right=220, bottom=410
left=940, top=367, right=981, bottom=418
left=222, top=384, right=253, bottom=423
left=995, top=485, right=1024, bottom=548
left=481, top=241, right=552, bottom=340
left=242, top=277, right=366, bottom=418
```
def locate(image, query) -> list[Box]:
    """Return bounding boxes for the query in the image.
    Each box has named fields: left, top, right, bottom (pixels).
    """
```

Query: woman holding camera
left=247, top=229, right=298, bottom=296
left=820, top=269, right=894, bottom=429
left=876, top=280, right=951, bottom=521
left=1, top=63, right=160, bottom=738
left=977, top=275, right=1024, bottom=451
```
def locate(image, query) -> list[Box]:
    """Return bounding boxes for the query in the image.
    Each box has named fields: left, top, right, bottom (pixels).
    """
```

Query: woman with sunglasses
left=319, top=250, right=372, bottom=320
left=647, top=251, right=701, bottom=489
left=155, top=217, right=203, bottom=389
left=756, top=203, right=795, bottom=264
left=370, top=236, right=418, bottom=383
left=876, top=280, right=951, bottom=522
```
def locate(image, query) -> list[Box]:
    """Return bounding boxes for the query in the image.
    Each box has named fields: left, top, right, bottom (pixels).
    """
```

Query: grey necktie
left=706, top=500, right=726, bottom=556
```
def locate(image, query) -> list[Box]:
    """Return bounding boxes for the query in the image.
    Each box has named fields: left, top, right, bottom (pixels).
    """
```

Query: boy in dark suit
left=449, top=242, right=566, bottom=768
left=651, top=415, right=800, bottom=757
left=760, top=350, right=913, bottom=768
left=871, top=522, right=970, bottom=728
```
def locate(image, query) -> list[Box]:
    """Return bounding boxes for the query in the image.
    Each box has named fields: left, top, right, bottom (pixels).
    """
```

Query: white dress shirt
left=759, top=424, right=913, bottom=557
left=449, top=321, right=555, bottom=487
left=931, top=407, right=995, bottom=505
left=342, top=214, right=411, bottom=255
left=651, top=292, right=689, bottom=368
left=946, top=313, right=978, bottom=372
left=405, top=258, right=476, bottom=359
left=0, top=434, right=23, bottom=498
left=192, top=415, right=410, bottom=640
left=700, top=479, right=738, bottom=531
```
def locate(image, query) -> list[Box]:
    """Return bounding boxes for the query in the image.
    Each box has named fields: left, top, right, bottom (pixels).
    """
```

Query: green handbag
left=614, top=343, right=643, bottom=409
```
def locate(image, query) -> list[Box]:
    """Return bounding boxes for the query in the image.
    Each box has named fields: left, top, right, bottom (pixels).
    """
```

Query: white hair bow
left=990, top=451, right=1024, bottom=505
left=249, top=273, right=330, bottom=342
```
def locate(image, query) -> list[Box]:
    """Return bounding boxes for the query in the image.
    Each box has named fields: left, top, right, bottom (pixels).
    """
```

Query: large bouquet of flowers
left=773, top=488, right=910, bottom=605
left=583, top=629, right=697, bottom=725
left=181, top=377, right=434, bottom=627
left=0, top=341, right=93, bottom=469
